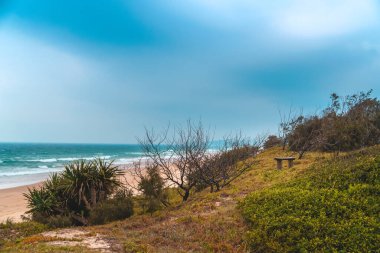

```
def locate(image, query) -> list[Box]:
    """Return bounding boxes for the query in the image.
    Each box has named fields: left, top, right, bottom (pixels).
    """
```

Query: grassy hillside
left=1, top=146, right=379, bottom=252
left=241, top=146, right=380, bottom=252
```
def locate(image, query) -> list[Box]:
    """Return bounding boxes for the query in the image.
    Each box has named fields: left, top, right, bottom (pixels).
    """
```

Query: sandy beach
left=0, top=183, right=41, bottom=222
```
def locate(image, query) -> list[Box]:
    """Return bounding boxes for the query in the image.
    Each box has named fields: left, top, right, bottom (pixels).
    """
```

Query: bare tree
left=278, top=108, right=304, bottom=150
left=138, top=120, right=210, bottom=202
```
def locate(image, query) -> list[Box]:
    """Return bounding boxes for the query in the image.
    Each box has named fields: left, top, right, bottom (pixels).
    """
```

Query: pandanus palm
left=24, top=173, right=64, bottom=217
left=24, top=187, right=57, bottom=216
left=61, top=159, right=123, bottom=211
left=92, top=158, right=123, bottom=197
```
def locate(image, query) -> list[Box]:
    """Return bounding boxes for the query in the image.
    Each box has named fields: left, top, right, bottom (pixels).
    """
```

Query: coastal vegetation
left=280, top=90, right=380, bottom=158
left=24, top=159, right=132, bottom=227
left=0, top=91, right=379, bottom=252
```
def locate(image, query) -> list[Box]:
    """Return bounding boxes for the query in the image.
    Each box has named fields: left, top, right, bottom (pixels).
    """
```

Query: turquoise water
left=0, top=143, right=144, bottom=189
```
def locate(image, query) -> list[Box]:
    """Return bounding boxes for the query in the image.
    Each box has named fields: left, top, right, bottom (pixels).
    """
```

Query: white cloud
left=276, top=0, right=379, bottom=39
left=165, top=0, right=380, bottom=39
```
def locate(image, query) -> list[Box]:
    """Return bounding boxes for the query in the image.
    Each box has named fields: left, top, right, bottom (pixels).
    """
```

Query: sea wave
left=26, top=155, right=114, bottom=163
left=27, top=158, right=58, bottom=163
left=114, top=158, right=139, bottom=165
left=125, top=152, right=144, bottom=155
left=0, top=167, right=63, bottom=177
left=82, top=155, right=113, bottom=160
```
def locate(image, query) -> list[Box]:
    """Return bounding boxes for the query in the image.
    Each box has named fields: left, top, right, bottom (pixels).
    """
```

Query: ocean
left=0, top=143, right=144, bottom=189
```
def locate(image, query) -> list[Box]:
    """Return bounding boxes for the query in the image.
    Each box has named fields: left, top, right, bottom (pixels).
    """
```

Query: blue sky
left=0, top=0, right=379, bottom=143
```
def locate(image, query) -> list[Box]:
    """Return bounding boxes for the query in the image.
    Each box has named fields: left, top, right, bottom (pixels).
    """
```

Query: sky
left=0, top=0, right=379, bottom=144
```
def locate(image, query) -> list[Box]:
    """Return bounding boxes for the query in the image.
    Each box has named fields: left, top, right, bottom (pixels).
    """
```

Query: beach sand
left=0, top=183, right=41, bottom=222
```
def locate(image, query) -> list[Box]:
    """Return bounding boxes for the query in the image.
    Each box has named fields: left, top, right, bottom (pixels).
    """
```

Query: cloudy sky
left=0, top=0, right=379, bottom=143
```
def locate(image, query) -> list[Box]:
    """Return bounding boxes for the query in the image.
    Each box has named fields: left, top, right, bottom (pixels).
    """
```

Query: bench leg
left=288, top=160, right=294, bottom=168
left=277, top=160, right=282, bottom=170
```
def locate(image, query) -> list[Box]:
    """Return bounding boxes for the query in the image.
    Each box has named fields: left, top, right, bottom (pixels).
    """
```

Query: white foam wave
left=125, top=152, right=143, bottom=155
left=27, top=158, right=57, bottom=163
left=57, top=157, right=79, bottom=162
left=84, top=155, right=112, bottom=160
left=26, top=155, right=114, bottom=163
left=113, top=158, right=138, bottom=165
left=0, top=167, right=63, bottom=177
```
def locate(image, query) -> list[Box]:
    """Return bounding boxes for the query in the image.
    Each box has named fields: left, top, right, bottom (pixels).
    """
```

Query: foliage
left=196, top=135, right=259, bottom=192
left=0, top=220, right=48, bottom=249
left=89, top=188, right=134, bottom=225
left=286, top=90, right=380, bottom=158
left=138, top=165, right=169, bottom=214
left=263, top=135, right=282, bottom=149
left=287, top=116, right=322, bottom=158
left=31, top=214, right=73, bottom=228
left=240, top=146, right=380, bottom=252
left=24, top=159, right=124, bottom=226
left=61, top=158, right=123, bottom=211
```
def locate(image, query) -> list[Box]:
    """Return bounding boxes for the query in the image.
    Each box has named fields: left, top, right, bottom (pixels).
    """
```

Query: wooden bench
left=274, top=157, right=295, bottom=170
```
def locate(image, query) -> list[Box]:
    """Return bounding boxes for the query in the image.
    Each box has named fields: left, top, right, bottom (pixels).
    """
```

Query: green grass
left=0, top=220, right=48, bottom=247
left=240, top=146, right=380, bottom=252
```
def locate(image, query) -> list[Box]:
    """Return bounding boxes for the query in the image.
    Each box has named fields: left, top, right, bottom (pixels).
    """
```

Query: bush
left=240, top=146, right=380, bottom=252
left=89, top=190, right=134, bottom=225
left=24, top=159, right=124, bottom=226
left=138, top=165, right=169, bottom=214
left=286, top=91, right=380, bottom=157
left=0, top=220, right=48, bottom=247
left=263, top=135, right=282, bottom=149
left=196, top=136, right=259, bottom=192
left=32, top=214, right=73, bottom=228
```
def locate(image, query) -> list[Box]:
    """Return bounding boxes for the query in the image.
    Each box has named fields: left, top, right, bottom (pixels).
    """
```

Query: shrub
left=0, top=221, right=48, bottom=248
left=240, top=146, right=380, bottom=252
left=32, top=214, right=73, bottom=228
left=138, top=165, right=169, bottom=214
left=89, top=189, right=134, bottom=225
left=286, top=91, right=380, bottom=157
left=263, top=135, right=282, bottom=149
left=196, top=138, right=259, bottom=192
left=24, top=159, right=124, bottom=226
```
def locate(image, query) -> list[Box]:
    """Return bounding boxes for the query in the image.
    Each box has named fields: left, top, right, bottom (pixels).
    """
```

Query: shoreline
left=0, top=164, right=135, bottom=223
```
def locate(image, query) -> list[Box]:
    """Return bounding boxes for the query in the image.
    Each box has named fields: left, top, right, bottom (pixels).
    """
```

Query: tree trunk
left=182, top=190, right=190, bottom=201
left=90, top=186, right=97, bottom=207
left=71, top=213, right=88, bottom=226
left=81, top=192, right=92, bottom=211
